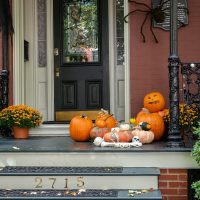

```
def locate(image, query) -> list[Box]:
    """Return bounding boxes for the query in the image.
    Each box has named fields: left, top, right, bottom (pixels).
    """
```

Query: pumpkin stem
left=105, top=114, right=114, bottom=121
left=100, top=108, right=108, bottom=114
left=81, top=114, right=87, bottom=119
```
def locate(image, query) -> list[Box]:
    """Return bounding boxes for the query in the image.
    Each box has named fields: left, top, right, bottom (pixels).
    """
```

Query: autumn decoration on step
left=95, top=109, right=118, bottom=129
left=103, top=129, right=133, bottom=143
left=131, top=122, right=154, bottom=144
left=70, top=115, right=93, bottom=142
left=136, top=108, right=165, bottom=141
left=143, top=92, right=165, bottom=113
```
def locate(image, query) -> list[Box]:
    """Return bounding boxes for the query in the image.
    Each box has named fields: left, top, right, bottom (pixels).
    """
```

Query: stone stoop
left=0, top=166, right=162, bottom=199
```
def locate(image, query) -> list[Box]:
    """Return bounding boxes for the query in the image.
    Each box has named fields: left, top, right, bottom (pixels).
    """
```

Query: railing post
left=167, top=0, right=184, bottom=147
left=1, top=69, right=9, bottom=108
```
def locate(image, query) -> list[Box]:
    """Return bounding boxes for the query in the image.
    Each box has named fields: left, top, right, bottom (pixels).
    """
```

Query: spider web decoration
left=152, top=0, right=189, bottom=31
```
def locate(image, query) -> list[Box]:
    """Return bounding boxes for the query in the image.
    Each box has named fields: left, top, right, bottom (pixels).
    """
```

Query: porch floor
left=0, top=136, right=192, bottom=153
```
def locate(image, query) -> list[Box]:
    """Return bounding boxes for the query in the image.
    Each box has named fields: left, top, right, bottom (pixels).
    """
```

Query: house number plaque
left=152, top=0, right=188, bottom=30
left=34, top=176, right=85, bottom=189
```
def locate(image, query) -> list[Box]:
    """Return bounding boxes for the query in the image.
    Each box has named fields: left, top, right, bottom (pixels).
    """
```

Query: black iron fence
left=0, top=69, right=11, bottom=137
left=181, top=63, right=200, bottom=116
left=0, top=69, right=9, bottom=110
left=180, top=63, right=200, bottom=146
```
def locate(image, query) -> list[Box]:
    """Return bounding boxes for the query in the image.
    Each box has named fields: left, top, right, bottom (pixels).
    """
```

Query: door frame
left=12, top=0, right=130, bottom=121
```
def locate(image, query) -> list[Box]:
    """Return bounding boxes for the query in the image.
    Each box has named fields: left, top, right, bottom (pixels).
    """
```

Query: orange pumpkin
left=136, top=108, right=165, bottom=141
left=96, top=109, right=118, bottom=128
left=90, top=127, right=110, bottom=140
left=95, top=119, right=106, bottom=128
left=143, top=92, right=165, bottom=113
left=70, top=115, right=93, bottom=142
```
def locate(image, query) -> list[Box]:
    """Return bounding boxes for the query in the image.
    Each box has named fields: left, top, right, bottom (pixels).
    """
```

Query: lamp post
left=0, top=0, right=11, bottom=137
left=167, top=0, right=184, bottom=147
left=0, top=0, right=11, bottom=109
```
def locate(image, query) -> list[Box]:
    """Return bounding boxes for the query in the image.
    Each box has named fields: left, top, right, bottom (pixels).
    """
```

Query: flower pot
left=13, top=126, right=29, bottom=139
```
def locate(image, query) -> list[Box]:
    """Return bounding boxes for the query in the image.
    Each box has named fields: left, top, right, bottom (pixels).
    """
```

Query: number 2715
left=35, top=177, right=85, bottom=189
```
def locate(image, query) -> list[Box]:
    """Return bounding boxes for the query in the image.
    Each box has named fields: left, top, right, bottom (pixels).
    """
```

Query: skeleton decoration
left=93, top=136, right=142, bottom=148
left=132, top=136, right=142, bottom=147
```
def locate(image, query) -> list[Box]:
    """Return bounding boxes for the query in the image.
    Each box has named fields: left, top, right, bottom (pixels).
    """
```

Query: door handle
left=54, top=48, right=59, bottom=56
left=55, top=67, right=60, bottom=77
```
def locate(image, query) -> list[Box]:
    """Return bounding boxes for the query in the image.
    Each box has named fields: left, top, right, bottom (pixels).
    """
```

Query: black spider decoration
left=124, top=0, right=189, bottom=43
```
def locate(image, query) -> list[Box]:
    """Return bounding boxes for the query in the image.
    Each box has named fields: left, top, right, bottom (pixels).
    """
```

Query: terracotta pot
left=13, top=126, right=29, bottom=139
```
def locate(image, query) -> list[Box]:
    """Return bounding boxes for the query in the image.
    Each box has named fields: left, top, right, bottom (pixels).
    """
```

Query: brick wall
left=159, top=169, right=188, bottom=200
left=130, top=0, right=200, bottom=117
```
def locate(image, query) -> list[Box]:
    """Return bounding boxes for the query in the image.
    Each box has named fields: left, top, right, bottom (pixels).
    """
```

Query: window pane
left=63, top=0, right=99, bottom=63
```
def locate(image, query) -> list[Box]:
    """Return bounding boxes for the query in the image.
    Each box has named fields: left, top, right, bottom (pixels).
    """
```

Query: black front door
left=54, top=0, right=109, bottom=121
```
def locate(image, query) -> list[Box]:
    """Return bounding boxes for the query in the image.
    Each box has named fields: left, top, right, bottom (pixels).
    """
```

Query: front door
left=54, top=0, right=109, bottom=121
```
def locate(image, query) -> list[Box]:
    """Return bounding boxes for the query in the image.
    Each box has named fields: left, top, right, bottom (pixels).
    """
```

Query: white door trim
left=124, top=0, right=131, bottom=122
left=108, top=0, right=116, bottom=116
left=13, top=0, right=25, bottom=105
left=46, top=0, right=54, bottom=120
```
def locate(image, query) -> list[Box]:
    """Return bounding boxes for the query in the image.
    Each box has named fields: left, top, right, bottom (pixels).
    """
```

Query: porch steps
left=0, top=166, right=162, bottom=199
left=0, top=189, right=162, bottom=199
left=0, top=167, right=159, bottom=190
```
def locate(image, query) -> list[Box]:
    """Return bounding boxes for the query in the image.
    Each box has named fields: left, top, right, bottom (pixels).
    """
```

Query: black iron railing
left=180, top=63, right=200, bottom=146
left=181, top=63, right=200, bottom=115
left=0, top=69, right=11, bottom=137
left=0, top=69, right=9, bottom=110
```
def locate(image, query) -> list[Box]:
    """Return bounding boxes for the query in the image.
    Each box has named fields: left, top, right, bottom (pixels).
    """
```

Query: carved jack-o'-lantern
left=143, top=92, right=165, bottom=113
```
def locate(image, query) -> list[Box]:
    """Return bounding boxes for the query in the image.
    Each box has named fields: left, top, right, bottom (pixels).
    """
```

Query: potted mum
left=0, top=105, right=42, bottom=139
left=164, top=104, right=199, bottom=143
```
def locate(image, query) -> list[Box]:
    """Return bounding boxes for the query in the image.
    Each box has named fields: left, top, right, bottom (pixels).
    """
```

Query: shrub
left=192, top=122, right=200, bottom=199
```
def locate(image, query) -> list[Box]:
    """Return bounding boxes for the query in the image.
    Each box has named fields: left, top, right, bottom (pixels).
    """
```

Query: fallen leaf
left=12, top=146, right=20, bottom=150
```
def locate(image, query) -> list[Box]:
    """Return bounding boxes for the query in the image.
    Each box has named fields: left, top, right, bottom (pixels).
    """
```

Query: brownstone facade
left=130, top=0, right=200, bottom=117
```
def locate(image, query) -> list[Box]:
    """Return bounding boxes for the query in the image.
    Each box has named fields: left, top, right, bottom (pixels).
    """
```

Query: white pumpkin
left=131, top=129, right=154, bottom=144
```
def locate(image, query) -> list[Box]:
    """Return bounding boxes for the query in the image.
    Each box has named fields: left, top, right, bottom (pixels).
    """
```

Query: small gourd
left=139, top=122, right=151, bottom=131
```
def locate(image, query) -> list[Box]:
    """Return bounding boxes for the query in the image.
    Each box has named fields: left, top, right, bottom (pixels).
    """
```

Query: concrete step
left=0, top=167, right=159, bottom=190
left=0, top=189, right=163, bottom=199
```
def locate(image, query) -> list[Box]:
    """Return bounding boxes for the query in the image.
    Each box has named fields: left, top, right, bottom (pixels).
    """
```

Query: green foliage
left=192, top=122, right=200, bottom=199
left=192, top=181, right=200, bottom=200
left=194, top=122, right=200, bottom=138
left=192, top=140, right=200, bottom=165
